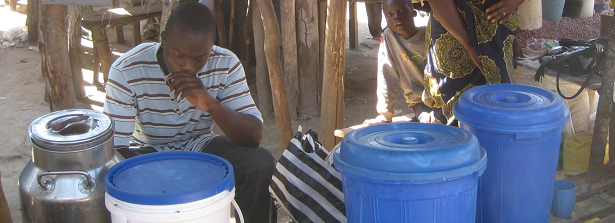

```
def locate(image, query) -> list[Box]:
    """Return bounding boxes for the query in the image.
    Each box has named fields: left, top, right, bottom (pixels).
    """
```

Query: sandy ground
left=0, top=2, right=419, bottom=222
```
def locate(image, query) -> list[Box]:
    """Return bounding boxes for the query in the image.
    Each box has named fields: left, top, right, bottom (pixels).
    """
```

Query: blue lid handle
left=505, top=96, right=518, bottom=103
left=401, top=137, right=419, bottom=145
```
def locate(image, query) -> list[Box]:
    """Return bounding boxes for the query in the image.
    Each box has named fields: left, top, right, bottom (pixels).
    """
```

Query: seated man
left=365, top=0, right=432, bottom=125
left=103, top=2, right=275, bottom=222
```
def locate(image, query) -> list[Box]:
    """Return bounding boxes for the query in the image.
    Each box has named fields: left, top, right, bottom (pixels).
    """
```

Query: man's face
left=384, top=0, right=417, bottom=38
left=161, top=27, right=214, bottom=76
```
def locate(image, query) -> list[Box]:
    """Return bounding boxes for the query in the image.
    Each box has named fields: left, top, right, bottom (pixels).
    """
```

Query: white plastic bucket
left=105, top=189, right=235, bottom=223
left=104, top=151, right=241, bottom=223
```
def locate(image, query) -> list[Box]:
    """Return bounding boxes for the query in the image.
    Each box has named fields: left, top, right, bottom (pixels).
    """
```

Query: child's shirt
left=377, top=27, right=429, bottom=121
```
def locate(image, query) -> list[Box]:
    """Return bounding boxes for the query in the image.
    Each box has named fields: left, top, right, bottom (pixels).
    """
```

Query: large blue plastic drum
left=334, top=123, right=487, bottom=223
left=453, top=84, right=570, bottom=223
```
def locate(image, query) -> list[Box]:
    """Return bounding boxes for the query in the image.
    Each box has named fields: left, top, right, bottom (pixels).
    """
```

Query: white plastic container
left=104, top=151, right=238, bottom=223
left=105, top=189, right=235, bottom=223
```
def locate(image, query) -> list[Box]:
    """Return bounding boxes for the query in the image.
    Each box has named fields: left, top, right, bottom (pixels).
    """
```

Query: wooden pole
left=160, top=0, right=174, bottom=37
left=91, top=25, right=112, bottom=84
left=320, top=0, right=346, bottom=150
left=40, top=5, right=77, bottom=111
left=0, top=172, right=13, bottom=223
left=589, top=25, right=615, bottom=169
left=214, top=0, right=229, bottom=48
left=228, top=0, right=236, bottom=46
left=297, top=0, right=320, bottom=118
left=27, top=0, right=39, bottom=43
left=318, top=0, right=326, bottom=106
left=244, top=0, right=254, bottom=75
left=349, top=0, right=359, bottom=49
left=132, top=21, right=141, bottom=45
left=255, top=0, right=293, bottom=151
left=281, top=0, right=299, bottom=120
left=611, top=102, right=615, bottom=163
left=251, top=0, right=274, bottom=117
left=115, top=26, right=125, bottom=44
left=68, top=5, right=87, bottom=100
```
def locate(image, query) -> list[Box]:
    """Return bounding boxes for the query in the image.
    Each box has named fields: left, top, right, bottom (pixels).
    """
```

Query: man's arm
left=103, top=67, right=137, bottom=153
left=166, top=57, right=263, bottom=148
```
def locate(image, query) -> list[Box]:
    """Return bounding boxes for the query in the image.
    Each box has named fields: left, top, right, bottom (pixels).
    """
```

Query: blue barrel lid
left=105, top=151, right=234, bottom=205
left=453, top=84, right=570, bottom=133
left=334, top=123, right=486, bottom=181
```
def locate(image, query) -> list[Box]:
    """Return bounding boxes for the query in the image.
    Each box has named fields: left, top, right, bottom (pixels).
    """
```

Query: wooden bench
left=550, top=162, right=615, bottom=222
left=334, top=114, right=415, bottom=138
left=81, top=4, right=163, bottom=85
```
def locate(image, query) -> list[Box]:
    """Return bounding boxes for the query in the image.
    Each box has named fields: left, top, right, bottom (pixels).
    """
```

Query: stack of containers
left=334, top=123, right=487, bottom=223
left=454, top=84, right=570, bottom=223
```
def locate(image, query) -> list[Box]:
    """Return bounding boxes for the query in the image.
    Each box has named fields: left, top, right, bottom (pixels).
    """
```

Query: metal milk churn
left=19, top=109, right=124, bottom=223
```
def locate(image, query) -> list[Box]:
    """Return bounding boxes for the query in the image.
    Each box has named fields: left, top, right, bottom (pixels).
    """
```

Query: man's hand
left=166, top=71, right=215, bottom=110
left=486, top=0, right=525, bottom=24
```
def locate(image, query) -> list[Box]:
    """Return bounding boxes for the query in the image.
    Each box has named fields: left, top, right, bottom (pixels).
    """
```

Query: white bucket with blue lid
left=104, top=151, right=238, bottom=223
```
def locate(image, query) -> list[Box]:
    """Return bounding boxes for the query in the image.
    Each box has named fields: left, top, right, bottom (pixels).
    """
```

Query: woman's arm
left=429, top=0, right=484, bottom=75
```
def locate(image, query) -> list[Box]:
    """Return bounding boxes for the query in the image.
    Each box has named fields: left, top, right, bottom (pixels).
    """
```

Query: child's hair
left=384, top=0, right=415, bottom=8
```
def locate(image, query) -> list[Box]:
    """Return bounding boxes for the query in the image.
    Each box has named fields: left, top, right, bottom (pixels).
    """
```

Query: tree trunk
left=255, top=0, right=293, bottom=151
left=252, top=0, right=274, bottom=117
left=40, top=5, right=77, bottom=111
left=68, top=5, right=87, bottom=100
left=296, top=0, right=320, bottom=117
left=281, top=0, right=299, bottom=120
left=320, top=0, right=346, bottom=150
left=27, top=0, right=39, bottom=43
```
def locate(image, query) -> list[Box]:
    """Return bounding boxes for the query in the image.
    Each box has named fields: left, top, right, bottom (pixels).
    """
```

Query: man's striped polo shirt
left=103, top=42, right=262, bottom=152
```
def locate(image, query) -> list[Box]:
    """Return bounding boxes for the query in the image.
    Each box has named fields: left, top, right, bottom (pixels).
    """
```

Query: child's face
left=384, top=0, right=417, bottom=38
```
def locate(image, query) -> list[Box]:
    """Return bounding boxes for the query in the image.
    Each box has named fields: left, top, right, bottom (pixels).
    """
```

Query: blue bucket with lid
left=453, top=84, right=570, bottom=223
left=333, top=123, right=486, bottom=223
left=104, top=151, right=236, bottom=222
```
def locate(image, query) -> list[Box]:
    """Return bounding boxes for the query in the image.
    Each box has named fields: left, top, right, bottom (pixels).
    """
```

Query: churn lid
left=29, top=109, right=114, bottom=151
left=453, top=84, right=571, bottom=133
left=334, top=123, right=486, bottom=181
left=105, top=151, right=235, bottom=205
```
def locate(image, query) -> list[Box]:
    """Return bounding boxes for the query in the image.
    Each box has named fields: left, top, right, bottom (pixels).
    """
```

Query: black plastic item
left=535, top=38, right=608, bottom=99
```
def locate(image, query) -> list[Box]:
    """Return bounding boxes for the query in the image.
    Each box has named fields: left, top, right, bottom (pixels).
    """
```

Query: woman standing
left=423, top=0, right=524, bottom=125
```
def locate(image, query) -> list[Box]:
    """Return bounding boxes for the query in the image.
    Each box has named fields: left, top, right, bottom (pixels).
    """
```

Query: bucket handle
left=232, top=199, right=245, bottom=223
left=37, top=170, right=94, bottom=191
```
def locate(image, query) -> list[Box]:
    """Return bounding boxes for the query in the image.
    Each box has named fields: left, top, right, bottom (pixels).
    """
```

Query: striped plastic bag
left=269, top=127, right=346, bottom=223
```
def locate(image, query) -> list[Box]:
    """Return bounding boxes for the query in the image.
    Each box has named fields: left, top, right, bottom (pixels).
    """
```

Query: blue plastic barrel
left=453, top=84, right=570, bottom=223
left=334, top=123, right=487, bottom=223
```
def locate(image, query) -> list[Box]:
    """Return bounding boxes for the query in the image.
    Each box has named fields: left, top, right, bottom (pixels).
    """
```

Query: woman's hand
left=486, top=0, right=525, bottom=24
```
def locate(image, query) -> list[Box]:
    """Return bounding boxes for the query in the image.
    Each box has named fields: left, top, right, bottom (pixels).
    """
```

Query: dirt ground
left=0, top=2, right=421, bottom=222
left=1, top=2, right=601, bottom=222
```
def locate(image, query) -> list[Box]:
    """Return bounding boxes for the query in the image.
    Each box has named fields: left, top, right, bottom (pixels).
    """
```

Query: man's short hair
left=165, top=1, right=216, bottom=38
